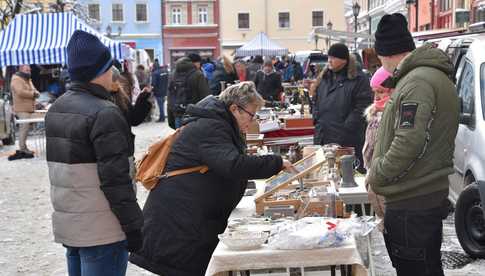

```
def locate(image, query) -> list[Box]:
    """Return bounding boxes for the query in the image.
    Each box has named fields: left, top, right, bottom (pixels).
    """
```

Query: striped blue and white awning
left=0, top=12, right=128, bottom=67
left=235, top=32, right=288, bottom=57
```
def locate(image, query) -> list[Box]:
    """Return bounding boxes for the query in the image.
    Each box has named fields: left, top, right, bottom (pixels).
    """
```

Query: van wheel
left=455, top=183, right=485, bottom=258
left=1, top=118, right=15, bottom=145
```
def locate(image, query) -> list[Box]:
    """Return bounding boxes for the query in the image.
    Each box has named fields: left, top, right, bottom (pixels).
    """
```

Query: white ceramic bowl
left=218, top=231, right=269, bottom=250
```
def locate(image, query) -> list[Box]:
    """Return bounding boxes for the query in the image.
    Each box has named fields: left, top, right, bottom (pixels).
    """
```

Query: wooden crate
left=284, top=117, right=314, bottom=129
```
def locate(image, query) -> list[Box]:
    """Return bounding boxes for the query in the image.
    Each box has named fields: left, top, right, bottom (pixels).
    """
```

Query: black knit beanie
left=374, top=13, right=416, bottom=57
left=67, top=30, right=113, bottom=83
left=188, top=53, right=202, bottom=63
left=328, top=43, right=349, bottom=60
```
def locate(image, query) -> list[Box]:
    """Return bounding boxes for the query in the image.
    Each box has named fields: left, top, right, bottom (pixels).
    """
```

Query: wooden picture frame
left=254, top=148, right=326, bottom=203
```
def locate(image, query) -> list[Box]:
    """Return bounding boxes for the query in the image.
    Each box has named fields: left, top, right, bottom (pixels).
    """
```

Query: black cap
left=374, top=13, right=416, bottom=57
left=328, top=43, right=349, bottom=60
left=187, top=53, right=202, bottom=63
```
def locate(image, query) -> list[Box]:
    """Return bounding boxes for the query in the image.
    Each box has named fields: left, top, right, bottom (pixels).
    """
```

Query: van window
left=481, top=64, right=485, bottom=120
left=457, top=61, right=474, bottom=115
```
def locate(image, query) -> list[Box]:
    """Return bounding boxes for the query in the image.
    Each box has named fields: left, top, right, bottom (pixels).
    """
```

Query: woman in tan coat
left=9, top=65, right=39, bottom=160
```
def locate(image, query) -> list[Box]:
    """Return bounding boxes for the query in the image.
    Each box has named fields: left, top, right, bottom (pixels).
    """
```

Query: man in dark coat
left=167, top=56, right=211, bottom=129
left=246, top=55, right=263, bottom=81
left=45, top=30, right=143, bottom=276
left=312, top=43, right=372, bottom=171
left=151, top=59, right=168, bottom=122
left=130, top=82, right=292, bottom=276
left=253, top=60, right=283, bottom=102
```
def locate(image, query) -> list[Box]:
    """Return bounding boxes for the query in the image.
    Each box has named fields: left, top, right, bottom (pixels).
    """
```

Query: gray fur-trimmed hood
left=310, top=55, right=359, bottom=96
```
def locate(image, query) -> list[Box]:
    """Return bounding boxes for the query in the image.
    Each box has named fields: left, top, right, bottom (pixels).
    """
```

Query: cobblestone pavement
left=1, top=121, right=484, bottom=275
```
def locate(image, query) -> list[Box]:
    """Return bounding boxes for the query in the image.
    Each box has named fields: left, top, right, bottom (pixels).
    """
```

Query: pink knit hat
left=370, top=67, right=392, bottom=89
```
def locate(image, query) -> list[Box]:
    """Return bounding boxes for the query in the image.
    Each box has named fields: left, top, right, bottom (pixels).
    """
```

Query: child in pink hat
left=363, top=66, right=393, bottom=231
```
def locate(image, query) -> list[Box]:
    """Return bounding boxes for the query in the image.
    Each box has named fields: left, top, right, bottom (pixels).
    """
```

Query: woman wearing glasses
left=130, top=82, right=293, bottom=276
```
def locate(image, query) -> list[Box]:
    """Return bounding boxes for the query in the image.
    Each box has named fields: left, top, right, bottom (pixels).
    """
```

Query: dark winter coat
left=129, top=96, right=283, bottom=276
left=246, top=62, right=262, bottom=82
left=312, top=56, right=372, bottom=146
left=45, top=81, right=143, bottom=247
left=209, top=62, right=239, bottom=95
left=253, top=70, right=283, bottom=102
left=151, top=68, right=168, bottom=97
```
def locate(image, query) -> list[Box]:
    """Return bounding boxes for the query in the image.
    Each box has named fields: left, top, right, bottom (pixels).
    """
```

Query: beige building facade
left=219, top=0, right=346, bottom=56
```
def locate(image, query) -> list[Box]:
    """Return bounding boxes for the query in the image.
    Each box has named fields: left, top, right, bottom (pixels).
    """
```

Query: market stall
left=207, top=145, right=376, bottom=276
left=0, top=12, right=130, bottom=67
left=0, top=12, right=132, bottom=154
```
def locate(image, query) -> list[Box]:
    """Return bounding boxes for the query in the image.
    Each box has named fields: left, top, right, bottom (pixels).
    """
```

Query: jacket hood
left=175, top=57, right=197, bottom=73
left=394, top=44, right=454, bottom=83
left=310, top=55, right=359, bottom=96
left=185, top=95, right=231, bottom=122
left=203, top=63, right=215, bottom=73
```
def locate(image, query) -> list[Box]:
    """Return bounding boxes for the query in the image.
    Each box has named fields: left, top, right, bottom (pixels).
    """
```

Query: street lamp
left=314, top=33, right=319, bottom=51
left=326, top=21, right=333, bottom=50
left=352, top=2, right=361, bottom=51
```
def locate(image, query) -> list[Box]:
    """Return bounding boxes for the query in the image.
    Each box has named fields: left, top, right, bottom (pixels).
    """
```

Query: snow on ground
left=0, top=121, right=483, bottom=275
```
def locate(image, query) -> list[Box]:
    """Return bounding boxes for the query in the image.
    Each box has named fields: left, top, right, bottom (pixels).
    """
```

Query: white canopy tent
left=235, top=32, right=288, bottom=57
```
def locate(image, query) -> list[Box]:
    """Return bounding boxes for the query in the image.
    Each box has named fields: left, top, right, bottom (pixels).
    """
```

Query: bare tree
left=0, top=0, right=42, bottom=30
left=47, top=0, right=93, bottom=24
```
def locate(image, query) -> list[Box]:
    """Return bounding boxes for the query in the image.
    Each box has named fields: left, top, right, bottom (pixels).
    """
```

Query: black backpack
left=168, top=69, right=196, bottom=115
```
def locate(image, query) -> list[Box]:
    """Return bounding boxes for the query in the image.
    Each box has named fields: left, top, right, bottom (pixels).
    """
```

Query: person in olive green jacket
left=368, top=14, right=459, bottom=276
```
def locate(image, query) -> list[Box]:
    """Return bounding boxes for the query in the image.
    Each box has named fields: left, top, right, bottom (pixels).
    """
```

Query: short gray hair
left=219, top=81, right=265, bottom=108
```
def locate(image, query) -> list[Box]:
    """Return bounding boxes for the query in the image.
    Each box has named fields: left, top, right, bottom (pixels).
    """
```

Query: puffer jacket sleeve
left=89, top=107, right=144, bottom=233
left=129, top=92, right=152, bottom=126
left=369, top=79, right=435, bottom=193
left=195, top=72, right=211, bottom=102
left=343, top=75, right=372, bottom=132
left=198, top=121, right=283, bottom=180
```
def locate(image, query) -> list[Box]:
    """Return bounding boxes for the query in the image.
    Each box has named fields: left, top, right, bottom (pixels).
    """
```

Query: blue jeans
left=65, top=240, right=128, bottom=276
left=175, top=116, right=183, bottom=129
left=155, top=96, right=165, bottom=121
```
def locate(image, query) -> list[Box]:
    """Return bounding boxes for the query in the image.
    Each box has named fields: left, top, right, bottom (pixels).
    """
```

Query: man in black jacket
left=45, top=30, right=144, bottom=276
left=167, top=56, right=211, bottom=129
left=253, top=60, right=283, bottom=102
left=151, top=59, right=168, bottom=122
left=312, top=43, right=372, bottom=171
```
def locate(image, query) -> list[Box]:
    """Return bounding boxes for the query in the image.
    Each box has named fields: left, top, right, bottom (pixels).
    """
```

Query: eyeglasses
left=237, top=105, right=258, bottom=120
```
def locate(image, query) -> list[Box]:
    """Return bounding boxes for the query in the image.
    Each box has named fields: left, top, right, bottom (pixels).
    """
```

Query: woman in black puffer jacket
left=130, top=82, right=292, bottom=276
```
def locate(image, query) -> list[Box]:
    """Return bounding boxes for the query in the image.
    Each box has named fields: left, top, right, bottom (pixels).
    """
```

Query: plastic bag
left=268, top=217, right=352, bottom=250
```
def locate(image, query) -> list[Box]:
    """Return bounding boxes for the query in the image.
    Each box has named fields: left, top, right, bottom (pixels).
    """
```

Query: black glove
left=125, top=229, right=143, bottom=253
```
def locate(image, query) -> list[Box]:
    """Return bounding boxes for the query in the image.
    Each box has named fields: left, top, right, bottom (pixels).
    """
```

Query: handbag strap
left=160, top=165, right=209, bottom=179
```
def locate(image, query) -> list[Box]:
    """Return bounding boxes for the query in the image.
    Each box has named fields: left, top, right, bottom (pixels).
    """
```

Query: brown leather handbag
left=135, top=127, right=208, bottom=190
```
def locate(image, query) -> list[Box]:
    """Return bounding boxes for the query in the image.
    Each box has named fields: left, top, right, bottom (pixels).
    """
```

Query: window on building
left=136, top=3, right=148, bottom=22
left=198, top=6, right=208, bottom=24
left=112, top=3, right=123, bottom=22
left=172, top=7, right=182, bottom=25
left=475, top=7, right=485, bottom=23
left=312, top=11, right=324, bottom=27
left=238, top=13, right=250, bottom=29
left=440, top=0, right=452, bottom=11
left=88, top=4, right=100, bottom=21
left=279, top=12, right=290, bottom=28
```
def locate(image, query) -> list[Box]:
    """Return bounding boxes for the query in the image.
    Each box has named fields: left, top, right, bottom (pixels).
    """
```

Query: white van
left=450, top=35, right=485, bottom=257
